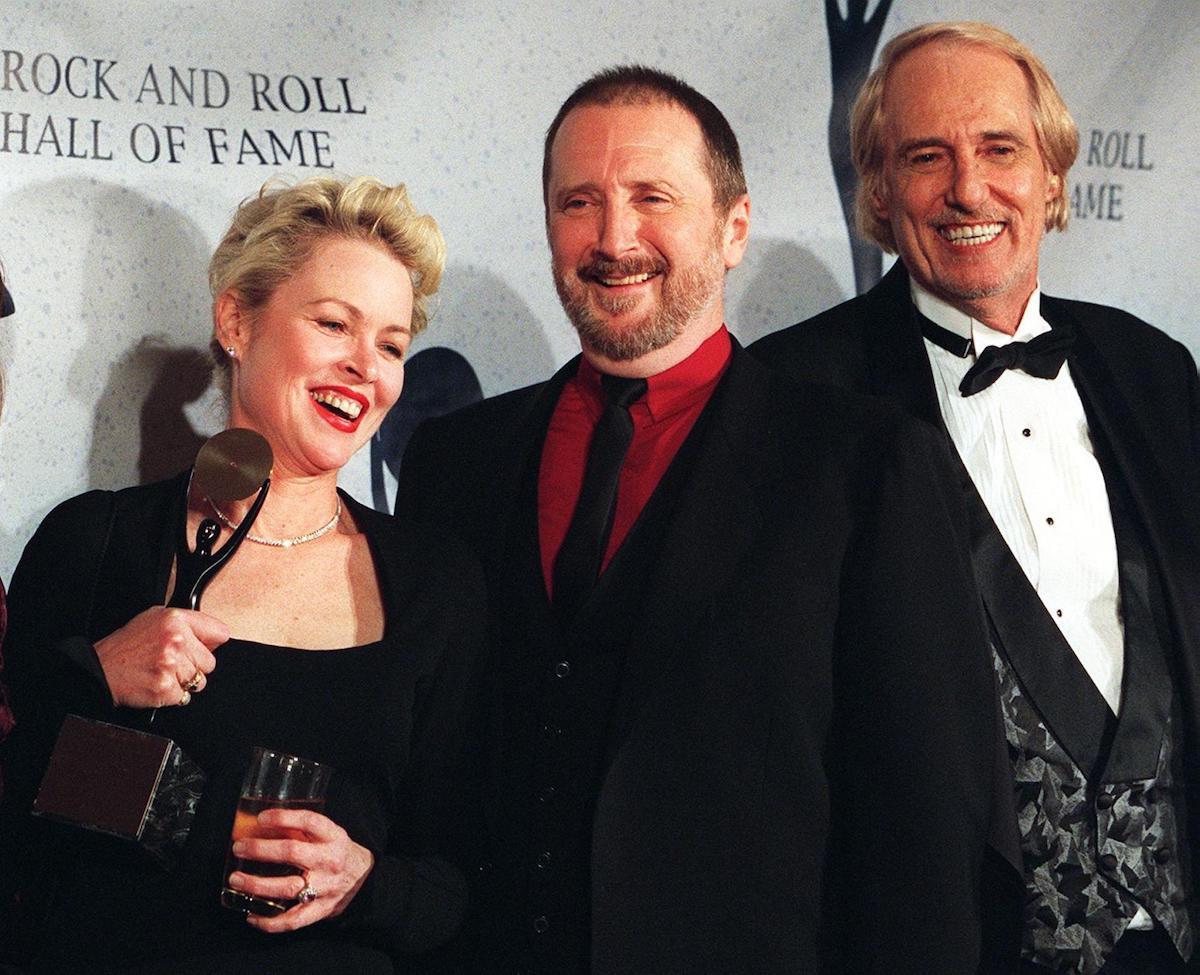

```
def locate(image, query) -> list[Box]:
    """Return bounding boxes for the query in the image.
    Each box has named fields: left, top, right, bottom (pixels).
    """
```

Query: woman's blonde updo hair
left=208, top=175, right=446, bottom=370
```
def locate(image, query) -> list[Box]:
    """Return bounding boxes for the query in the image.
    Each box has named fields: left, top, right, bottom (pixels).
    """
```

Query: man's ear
left=721, top=193, right=751, bottom=270
left=1045, top=170, right=1062, bottom=204
left=871, top=183, right=891, bottom=222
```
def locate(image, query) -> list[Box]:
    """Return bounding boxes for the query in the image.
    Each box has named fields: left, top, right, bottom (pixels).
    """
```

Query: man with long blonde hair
left=755, top=21, right=1199, bottom=975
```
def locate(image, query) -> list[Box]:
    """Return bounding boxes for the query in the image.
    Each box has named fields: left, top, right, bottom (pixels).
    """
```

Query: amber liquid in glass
left=219, top=795, right=325, bottom=916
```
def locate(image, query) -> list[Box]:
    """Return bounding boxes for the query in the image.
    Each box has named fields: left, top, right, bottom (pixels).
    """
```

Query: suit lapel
left=866, top=276, right=1115, bottom=775
left=1051, top=305, right=1189, bottom=781
left=479, top=361, right=578, bottom=829
left=1058, top=302, right=1200, bottom=610
left=482, top=357, right=580, bottom=604
left=479, top=362, right=570, bottom=685
left=961, top=471, right=1115, bottom=777
left=607, top=344, right=768, bottom=749
left=861, top=264, right=947, bottom=431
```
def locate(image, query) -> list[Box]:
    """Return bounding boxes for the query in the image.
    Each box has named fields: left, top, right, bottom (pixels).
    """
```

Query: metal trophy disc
left=193, top=427, right=273, bottom=502
left=33, top=430, right=274, bottom=869
left=168, top=428, right=273, bottom=611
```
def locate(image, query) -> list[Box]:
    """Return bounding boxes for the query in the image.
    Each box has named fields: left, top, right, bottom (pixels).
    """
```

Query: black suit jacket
left=751, top=264, right=1200, bottom=969
left=398, top=340, right=999, bottom=973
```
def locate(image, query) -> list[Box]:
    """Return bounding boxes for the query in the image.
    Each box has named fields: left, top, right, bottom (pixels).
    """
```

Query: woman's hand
left=226, top=808, right=375, bottom=932
left=93, top=607, right=229, bottom=708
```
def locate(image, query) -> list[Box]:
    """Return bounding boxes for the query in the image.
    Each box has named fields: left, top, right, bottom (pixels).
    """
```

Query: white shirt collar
left=910, top=279, right=1048, bottom=355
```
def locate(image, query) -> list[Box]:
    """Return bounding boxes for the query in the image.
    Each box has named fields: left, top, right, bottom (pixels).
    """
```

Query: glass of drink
left=220, top=746, right=333, bottom=917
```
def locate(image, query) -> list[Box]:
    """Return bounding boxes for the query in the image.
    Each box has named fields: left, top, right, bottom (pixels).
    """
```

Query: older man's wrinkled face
left=873, top=41, right=1060, bottom=323
left=546, top=101, right=746, bottom=362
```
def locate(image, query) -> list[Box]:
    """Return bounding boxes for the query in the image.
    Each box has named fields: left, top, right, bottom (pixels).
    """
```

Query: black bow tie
left=917, top=312, right=1075, bottom=397
left=959, top=327, right=1075, bottom=396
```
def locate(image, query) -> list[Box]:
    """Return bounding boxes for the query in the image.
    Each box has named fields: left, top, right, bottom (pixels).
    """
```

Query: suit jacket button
left=1096, top=792, right=1115, bottom=809
left=1099, top=853, right=1119, bottom=872
left=533, top=915, right=549, bottom=934
left=554, top=660, right=571, bottom=678
left=1153, top=847, right=1172, bottom=865
left=538, top=785, right=557, bottom=802
left=536, top=850, right=553, bottom=869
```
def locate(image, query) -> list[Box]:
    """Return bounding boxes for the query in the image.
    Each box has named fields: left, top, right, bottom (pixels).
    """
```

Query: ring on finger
left=183, top=671, right=203, bottom=693
left=179, top=689, right=192, bottom=706
left=297, top=876, right=319, bottom=904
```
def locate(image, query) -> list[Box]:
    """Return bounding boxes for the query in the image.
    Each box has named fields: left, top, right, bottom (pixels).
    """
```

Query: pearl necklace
left=206, top=496, right=342, bottom=548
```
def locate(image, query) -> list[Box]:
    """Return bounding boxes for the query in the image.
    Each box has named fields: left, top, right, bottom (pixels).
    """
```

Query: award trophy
left=168, top=427, right=272, bottom=609
left=32, top=429, right=273, bottom=868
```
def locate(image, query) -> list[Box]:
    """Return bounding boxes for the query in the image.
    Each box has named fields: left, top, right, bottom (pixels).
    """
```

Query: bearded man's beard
left=553, top=248, right=725, bottom=362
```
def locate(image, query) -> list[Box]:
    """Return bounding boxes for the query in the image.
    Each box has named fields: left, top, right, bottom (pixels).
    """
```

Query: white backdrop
left=1, top=0, right=1197, bottom=578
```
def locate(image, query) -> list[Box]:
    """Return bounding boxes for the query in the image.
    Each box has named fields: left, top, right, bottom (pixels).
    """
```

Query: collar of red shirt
left=573, top=325, right=733, bottom=423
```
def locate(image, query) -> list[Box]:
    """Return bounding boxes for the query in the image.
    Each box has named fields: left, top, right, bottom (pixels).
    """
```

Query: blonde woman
left=0, top=178, right=483, bottom=974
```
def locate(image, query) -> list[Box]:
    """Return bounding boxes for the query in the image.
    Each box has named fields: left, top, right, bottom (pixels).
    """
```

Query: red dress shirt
left=539, top=327, right=732, bottom=598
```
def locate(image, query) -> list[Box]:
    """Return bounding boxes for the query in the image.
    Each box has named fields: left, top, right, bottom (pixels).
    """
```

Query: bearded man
left=399, top=65, right=996, bottom=974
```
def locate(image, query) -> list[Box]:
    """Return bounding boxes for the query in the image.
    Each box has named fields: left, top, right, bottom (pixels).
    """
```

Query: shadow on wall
left=136, top=341, right=213, bottom=482
left=729, top=237, right=846, bottom=345
left=422, top=263, right=556, bottom=397
left=372, top=346, right=483, bottom=512
left=361, top=263, right=554, bottom=512
left=69, top=182, right=214, bottom=488
left=4, top=179, right=215, bottom=494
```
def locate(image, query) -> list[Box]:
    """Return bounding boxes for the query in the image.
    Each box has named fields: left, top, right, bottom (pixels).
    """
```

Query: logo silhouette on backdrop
left=370, top=346, right=483, bottom=512
left=825, top=0, right=892, bottom=293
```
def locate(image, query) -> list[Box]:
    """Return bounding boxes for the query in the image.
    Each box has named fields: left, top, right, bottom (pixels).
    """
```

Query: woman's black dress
left=0, top=475, right=485, bottom=974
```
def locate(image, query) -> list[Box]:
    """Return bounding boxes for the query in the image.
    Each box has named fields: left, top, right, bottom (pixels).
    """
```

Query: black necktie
left=552, top=374, right=647, bottom=618
left=958, top=326, right=1075, bottom=396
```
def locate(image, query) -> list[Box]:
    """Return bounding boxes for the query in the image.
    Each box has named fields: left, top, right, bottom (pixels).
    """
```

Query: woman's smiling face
left=220, top=235, right=413, bottom=477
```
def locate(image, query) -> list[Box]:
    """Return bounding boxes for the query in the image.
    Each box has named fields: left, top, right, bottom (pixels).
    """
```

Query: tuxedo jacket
left=751, top=263, right=1200, bottom=967
left=398, top=340, right=999, bottom=973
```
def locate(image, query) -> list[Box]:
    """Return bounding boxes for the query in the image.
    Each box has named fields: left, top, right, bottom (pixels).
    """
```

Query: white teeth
left=600, top=272, right=653, bottom=286
left=940, top=222, right=1003, bottom=245
left=310, top=390, right=362, bottom=418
